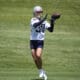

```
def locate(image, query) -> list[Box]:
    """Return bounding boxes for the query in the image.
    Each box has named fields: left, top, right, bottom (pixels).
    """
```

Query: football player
left=30, top=6, right=55, bottom=80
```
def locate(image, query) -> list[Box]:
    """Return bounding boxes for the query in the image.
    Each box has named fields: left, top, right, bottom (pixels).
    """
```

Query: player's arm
left=47, top=13, right=61, bottom=32
left=33, top=14, right=47, bottom=28
left=47, top=19, right=55, bottom=32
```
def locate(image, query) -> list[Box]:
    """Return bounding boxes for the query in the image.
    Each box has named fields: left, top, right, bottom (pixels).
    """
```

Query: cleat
left=43, top=72, right=47, bottom=80
left=39, top=70, right=44, bottom=78
left=39, top=70, right=47, bottom=80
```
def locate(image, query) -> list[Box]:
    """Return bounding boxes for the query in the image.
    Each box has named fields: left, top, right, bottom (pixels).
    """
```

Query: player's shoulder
left=31, top=17, right=38, bottom=21
left=30, top=17, right=39, bottom=24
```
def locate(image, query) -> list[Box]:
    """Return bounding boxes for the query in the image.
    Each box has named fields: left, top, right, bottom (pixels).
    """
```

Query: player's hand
left=51, top=13, right=61, bottom=20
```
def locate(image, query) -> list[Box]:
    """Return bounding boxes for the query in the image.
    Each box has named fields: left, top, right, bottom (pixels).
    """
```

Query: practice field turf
left=0, top=0, right=80, bottom=80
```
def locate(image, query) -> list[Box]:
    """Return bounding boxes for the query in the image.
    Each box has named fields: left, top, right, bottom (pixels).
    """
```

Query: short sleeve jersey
left=30, top=17, right=50, bottom=40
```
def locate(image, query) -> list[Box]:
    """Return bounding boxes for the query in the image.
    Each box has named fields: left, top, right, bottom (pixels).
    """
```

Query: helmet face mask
left=35, top=11, right=43, bottom=13
left=33, top=6, right=43, bottom=18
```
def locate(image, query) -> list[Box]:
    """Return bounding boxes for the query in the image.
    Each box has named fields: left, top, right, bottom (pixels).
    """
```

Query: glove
left=51, top=13, right=61, bottom=20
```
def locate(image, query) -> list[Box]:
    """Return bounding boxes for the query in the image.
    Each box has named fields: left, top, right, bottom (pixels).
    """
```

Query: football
left=51, top=13, right=61, bottom=19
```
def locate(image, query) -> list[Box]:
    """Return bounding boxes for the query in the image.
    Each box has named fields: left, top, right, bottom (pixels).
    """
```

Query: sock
left=39, top=69, right=44, bottom=73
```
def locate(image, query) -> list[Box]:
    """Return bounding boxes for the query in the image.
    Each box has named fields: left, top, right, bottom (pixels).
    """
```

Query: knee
left=32, top=53, right=36, bottom=59
left=36, top=48, right=42, bottom=58
left=31, top=49, right=41, bottom=59
left=36, top=53, right=41, bottom=59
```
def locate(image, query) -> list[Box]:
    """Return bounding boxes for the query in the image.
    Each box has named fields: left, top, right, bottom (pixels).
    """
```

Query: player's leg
left=31, top=49, right=40, bottom=69
left=30, top=40, right=47, bottom=80
left=36, top=48, right=42, bottom=69
left=31, top=48, right=43, bottom=69
left=31, top=48, right=47, bottom=80
left=36, top=48, right=47, bottom=80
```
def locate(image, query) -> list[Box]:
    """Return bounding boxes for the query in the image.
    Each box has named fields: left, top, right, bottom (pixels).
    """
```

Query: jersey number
left=36, top=24, right=45, bottom=33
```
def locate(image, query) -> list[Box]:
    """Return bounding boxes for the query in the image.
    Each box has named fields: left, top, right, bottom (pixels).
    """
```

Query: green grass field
left=0, top=0, right=80, bottom=80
